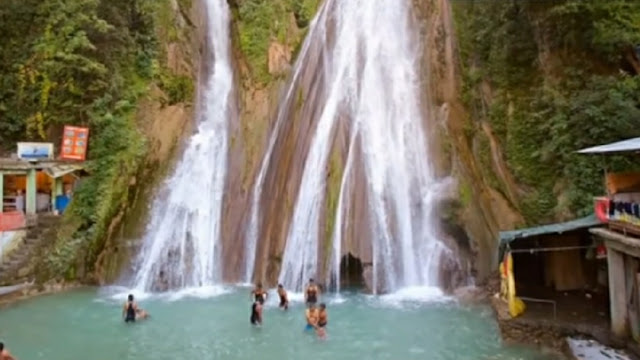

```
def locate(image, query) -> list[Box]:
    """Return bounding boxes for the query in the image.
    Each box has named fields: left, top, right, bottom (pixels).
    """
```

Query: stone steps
left=0, top=216, right=60, bottom=285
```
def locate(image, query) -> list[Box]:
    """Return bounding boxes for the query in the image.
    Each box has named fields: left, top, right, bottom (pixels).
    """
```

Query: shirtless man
left=0, top=342, right=16, bottom=360
left=250, top=283, right=267, bottom=305
left=305, top=304, right=319, bottom=331
left=305, top=278, right=320, bottom=307
left=316, top=303, right=328, bottom=339
left=277, top=284, right=289, bottom=310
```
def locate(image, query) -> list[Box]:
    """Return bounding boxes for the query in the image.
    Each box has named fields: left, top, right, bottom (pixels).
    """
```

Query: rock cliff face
left=412, top=0, right=523, bottom=280
left=94, top=0, right=640, bottom=288
left=94, top=0, right=207, bottom=284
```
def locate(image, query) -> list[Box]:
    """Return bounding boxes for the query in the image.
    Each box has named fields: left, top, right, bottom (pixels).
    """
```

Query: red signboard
left=60, top=125, right=89, bottom=160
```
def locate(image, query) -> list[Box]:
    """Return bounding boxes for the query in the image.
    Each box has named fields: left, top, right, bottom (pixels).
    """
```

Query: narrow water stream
left=0, top=288, right=559, bottom=360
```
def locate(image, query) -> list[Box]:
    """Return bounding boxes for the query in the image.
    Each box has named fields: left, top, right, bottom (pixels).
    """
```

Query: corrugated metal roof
left=43, top=163, right=84, bottom=178
left=499, top=214, right=601, bottom=245
left=577, top=137, right=640, bottom=154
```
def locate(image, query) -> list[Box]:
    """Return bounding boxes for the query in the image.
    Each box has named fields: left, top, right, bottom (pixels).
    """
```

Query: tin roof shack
left=0, top=159, right=85, bottom=220
left=579, top=137, right=640, bottom=341
left=499, top=215, right=608, bottom=326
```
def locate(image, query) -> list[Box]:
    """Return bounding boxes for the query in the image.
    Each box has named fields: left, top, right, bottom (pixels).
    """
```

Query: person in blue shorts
left=305, top=304, right=318, bottom=331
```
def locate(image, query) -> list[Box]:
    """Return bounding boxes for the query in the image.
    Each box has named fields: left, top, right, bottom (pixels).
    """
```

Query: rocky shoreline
left=0, top=280, right=80, bottom=308
left=474, top=285, right=638, bottom=360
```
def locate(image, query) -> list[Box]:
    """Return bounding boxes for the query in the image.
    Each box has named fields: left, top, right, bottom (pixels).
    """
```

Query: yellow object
left=499, top=252, right=526, bottom=318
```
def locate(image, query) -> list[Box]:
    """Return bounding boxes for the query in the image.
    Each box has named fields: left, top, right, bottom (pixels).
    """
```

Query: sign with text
left=17, top=142, right=54, bottom=160
left=60, top=125, right=89, bottom=160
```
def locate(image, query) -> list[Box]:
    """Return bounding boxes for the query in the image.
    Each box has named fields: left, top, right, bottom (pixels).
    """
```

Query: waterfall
left=246, top=0, right=451, bottom=292
left=130, top=0, right=232, bottom=291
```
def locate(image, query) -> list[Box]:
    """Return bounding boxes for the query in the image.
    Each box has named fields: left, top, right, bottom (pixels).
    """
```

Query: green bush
left=453, top=0, right=640, bottom=224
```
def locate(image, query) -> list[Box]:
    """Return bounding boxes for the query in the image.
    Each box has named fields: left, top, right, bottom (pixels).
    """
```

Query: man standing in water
left=0, top=342, right=16, bottom=360
left=250, top=283, right=267, bottom=305
left=277, top=284, right=289, bottom=310
left=305, top=304, right=318, bottom=331
left=316, top=303, right=328, bottom=339
left=250, top=300, right=263, bottom=326
left=122, top=294, right=149, bottom=323
left=305, top=278, right=320, bottom=307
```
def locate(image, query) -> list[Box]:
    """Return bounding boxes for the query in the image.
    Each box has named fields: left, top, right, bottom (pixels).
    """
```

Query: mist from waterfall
left=130, top=0, right=232, bottom=291
left=244, top=0, right=452, bottom=293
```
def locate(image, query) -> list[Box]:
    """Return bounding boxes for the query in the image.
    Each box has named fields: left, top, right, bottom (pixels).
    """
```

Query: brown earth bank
left=481, top=279, right=640, bottom=360
left=0, top=281, right=81, bottom=309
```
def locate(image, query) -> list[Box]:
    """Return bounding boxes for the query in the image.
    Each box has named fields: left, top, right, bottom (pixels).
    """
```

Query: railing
left=519, top=296, right=557, bottom=320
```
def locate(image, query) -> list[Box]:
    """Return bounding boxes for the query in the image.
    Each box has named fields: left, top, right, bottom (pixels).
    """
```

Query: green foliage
left=232, top=0, right=318, bottom=85
left=546, top=1, right=640, bottom=62
left=158, top=71, right=194, bottom=105
left=290, top=0, right=319, bottom=28
left=453, top=0, right=640, bottom=224
left=2, top=0, right=193, bottom=281
left=233, top=0, right=289, bottom=84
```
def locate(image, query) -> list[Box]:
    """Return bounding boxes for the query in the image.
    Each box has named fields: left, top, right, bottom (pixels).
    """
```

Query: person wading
left=305, top=279, right=320, bottom=307
left=250, top=300, right=263, bottom=326
left=0, top=342, right=16, bottom=360
left=305, top=304, right=319, bottom=331
left=316, top=303, right=328, bottom=339
left=250, top=283, right=267, bottom=305
left=122, top=294, right=149, bottom=323
left=277, top=284, right=289, bottom=310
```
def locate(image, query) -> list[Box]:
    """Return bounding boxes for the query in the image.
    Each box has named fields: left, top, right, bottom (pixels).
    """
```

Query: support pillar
left=26, top=169, right=36, bottom=215
left=607, top=246, right=629, bottom=338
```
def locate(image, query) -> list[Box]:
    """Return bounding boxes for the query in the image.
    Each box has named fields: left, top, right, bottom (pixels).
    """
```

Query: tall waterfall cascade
left=246, top=0, right=454, bottom=293
left=130, top=0, right=233, bottom=291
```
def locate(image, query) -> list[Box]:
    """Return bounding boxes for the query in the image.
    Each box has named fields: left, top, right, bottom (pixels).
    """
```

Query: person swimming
left=305, top=278, right=320, bottom=306
left=123, top=294, right=149, bottom=323
left=316, top=303, right=328, bottom=339
left=123, top=294, right=137, bottom=323
left=305, top=304, right=318, bottom=331
left=250, top=300, right=263, bottom=326
left=0, top=342, right=16, bottom=360
left=277, top=284, right=289, bottom=310
left=250, top=283, right=267, bottom=305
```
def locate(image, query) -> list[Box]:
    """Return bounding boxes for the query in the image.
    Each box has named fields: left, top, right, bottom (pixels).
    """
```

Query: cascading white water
left=242, top=11, right=327, bottom=284
left=130, top=0, right=232, bottom=291
left=269, top=0, right=451, bottom=292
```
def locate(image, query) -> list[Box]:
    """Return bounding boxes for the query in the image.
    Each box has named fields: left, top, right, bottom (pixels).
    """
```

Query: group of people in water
left=119, top=279, right=328, bottom=339
left=249, top=278, right=328, bottom=339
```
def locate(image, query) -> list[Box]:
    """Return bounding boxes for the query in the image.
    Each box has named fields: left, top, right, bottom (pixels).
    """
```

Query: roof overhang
left=43, top=163, right=84, bottom=178
left=577, top=137, right=640, bottom=154
left=499, top=214, right=602, bottom=245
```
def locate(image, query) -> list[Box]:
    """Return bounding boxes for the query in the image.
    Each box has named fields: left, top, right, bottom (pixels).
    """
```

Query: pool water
left=0, top=287, right=559, bottom=360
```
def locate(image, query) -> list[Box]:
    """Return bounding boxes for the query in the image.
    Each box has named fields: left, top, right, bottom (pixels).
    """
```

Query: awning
left=577, top=137, right=640, bottom=154
left=499, top=214, right=602, bottom=245
left=43, top=163, right=84, bottom=178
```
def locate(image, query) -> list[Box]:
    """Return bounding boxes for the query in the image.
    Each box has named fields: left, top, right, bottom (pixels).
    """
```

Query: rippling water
left=0, top=288, right=558, bottom=360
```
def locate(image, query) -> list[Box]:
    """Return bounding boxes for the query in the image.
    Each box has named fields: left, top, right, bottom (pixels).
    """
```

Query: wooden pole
left=608, top=247, right=629, bottom=338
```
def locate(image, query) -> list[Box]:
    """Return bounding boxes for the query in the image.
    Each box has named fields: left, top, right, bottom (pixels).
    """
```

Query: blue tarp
left=55, top=195, right=70, bottom=214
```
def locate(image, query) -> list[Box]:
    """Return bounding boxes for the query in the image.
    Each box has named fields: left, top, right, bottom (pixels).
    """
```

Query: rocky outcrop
left=412, top=0, right=525, bottom=280
left=92, top=0, right=207, bottom=284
